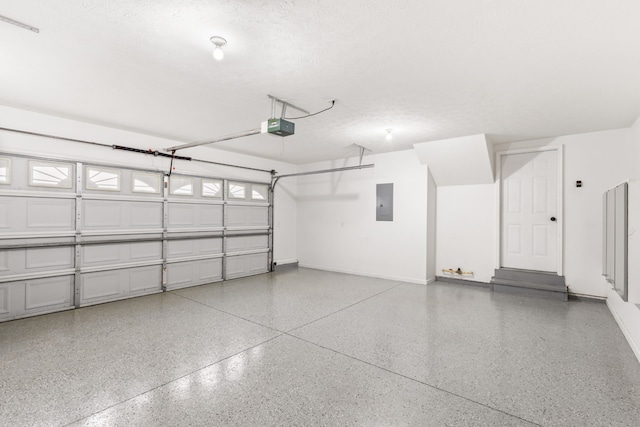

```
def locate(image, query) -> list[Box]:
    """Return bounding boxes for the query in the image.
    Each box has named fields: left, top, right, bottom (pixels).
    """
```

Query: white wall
left=413, top=134, right=493, bottom=186
left=436, top=128, right=633, bottom=297
left=0, top=105, right=298, bottom=263
left=296, top=150, right=429, bottom=284
left=436, top=184, right=496, bottom=282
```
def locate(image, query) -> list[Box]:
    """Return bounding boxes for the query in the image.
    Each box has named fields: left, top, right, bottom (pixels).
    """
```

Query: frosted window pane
left=251, top=184, right=268, bottom=200
left=202, top=179, right=222, bottom=198
left=0, top=158, right=10, bottom=184
left=86, top=167, right=120, bottom=191
left=29, top=161, right=73, bottom=188
left=228, top=182, right=246, bottom=199
left=170, top=176, right=193, bottom=196
left=133, top=172, right=162, bottom=194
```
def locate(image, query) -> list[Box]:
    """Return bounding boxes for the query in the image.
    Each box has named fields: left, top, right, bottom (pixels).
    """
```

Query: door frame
left=495, top=146, right=564, bottom=275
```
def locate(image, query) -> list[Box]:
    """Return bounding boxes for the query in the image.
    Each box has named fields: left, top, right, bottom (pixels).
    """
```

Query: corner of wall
left=607, top=289, right=640, bottom=364
left=426, top=167, right=437, bottom=282
left=632, top=115, right=640, bottom=180
left=485, top=137, right=496, bottom=182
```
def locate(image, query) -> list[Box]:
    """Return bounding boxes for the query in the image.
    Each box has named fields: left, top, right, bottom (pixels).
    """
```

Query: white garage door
left=0, top=153, right=272, bottom=322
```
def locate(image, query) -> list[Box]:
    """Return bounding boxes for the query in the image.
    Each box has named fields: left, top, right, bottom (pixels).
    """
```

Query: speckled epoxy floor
left=1, top=268, right=639, bottom=426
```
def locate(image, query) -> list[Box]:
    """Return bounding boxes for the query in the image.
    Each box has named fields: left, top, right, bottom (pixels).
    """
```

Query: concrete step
left=490, top=268, right=568, bottom=301
left=490, top=278, right=567, bottom=293
left=493, top=268, right=565, bottom=286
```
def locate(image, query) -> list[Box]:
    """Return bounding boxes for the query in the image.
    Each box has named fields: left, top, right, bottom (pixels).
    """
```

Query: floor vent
left=490, top=268, right=568, bottom=301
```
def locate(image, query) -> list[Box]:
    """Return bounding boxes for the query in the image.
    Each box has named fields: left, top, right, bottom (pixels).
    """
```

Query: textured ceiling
left=2, top=0, right=640, bottom=164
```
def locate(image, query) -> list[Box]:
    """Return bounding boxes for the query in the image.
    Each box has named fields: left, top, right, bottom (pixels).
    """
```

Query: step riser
left=491, top=269, right=568, bottom=301
left=492, top=283, right=569, bottom=301
left=490, top=278, right=567, bottom=292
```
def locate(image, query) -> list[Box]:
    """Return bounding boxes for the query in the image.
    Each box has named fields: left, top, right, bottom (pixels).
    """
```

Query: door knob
left=550, top=217, right=556, bottom=222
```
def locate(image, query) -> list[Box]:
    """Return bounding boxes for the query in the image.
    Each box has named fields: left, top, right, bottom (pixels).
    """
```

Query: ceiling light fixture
left=210, top=36, right=227, bottom=61
left=385, top=129, right=393, bottom=141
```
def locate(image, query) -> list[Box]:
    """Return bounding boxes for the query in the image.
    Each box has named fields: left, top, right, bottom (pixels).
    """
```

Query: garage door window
left=228, top=182, right=246, bottom=199
left=86, top=167, right=120, bottom=191
left=202, top=179, right=223, bottom=198
left=29, top=161, right=73, bottom=188
left=170, top=176, right=193, bottom=196
left=251, top=184, right=268, bottom=201
left=0, top=158, right=10, bottom=184
left=133, top=172, right=162, bottom=194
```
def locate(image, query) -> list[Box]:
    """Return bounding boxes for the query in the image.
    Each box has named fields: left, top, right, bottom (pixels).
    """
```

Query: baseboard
left=273, top=258, right=298, bottom=266
left=606, top=291, right=640, bottom=364
left=297, top=263, right=427, bottom=285
left=435, top=276, right=491, bottom=288
left=427, top=277, right=436, bottom=285
left=272, top=260, right=299, bottom=272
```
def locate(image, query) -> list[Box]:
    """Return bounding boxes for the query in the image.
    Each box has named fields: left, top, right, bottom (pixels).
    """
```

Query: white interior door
left=501, top=151, right=558, bottom=272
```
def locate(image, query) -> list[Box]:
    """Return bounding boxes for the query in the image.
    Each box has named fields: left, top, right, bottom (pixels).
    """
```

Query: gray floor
left=1, top=268, right=639, bottom=426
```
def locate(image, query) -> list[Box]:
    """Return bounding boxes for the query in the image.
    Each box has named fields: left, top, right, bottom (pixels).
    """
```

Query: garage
left=1, top=1, right=640, bottom=426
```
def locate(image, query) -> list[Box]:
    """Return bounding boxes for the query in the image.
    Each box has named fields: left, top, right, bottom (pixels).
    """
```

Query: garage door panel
left=81, top=245, right=121, bottom=266
left=166, top=262, right=193, bottom=287
left=130, top=203, right=163, bottom=227
left=0, top=199, right=10, bottom=229
left=227, top=205, right=269, bottom=227
left=0, top=277, right=76, bottom=320
left=0, top=247, right=74, bottom=276
left=26, top=199, right=75, bottom=229
left=166, top=240, right=194, bottom=258
left=83, top=201, right=121, bottom=228
left=226, top=253, right=268, bottom=279
left=83, top=200, right=162, bottom=230
left=82, top=270, right=122, bottom=301
left=199, top=259, right=222, bottom=282
left=2, top=197, right=76, bottom=233
left=166, top=238, right=222, bottom=259
left=129, top=266, right=162, bottom=293
left=226, top=235, right=268, bottom=253
left=129, top=241, right=163, bottom=261
left=0, top=284, right=10, bottom=315
left=200, top=238, right=223, bottom=254
left=81, top=265, right=161, bottom=304
left=200, top=205, right=223, bottom=226
left=81, top=242, right=162, bottom=267
left=26, top=247, right=74, bottom=270
left=0, top=251, right=9, bottom=273
left=25, top=276, right=73, bottom=310
left=0, top=282, right=24, bottom=321
left=166, top=258, right=222, bottom=290
left=168, top=203, right=223, bottom=229
left=168, top=204, right=194, bottom=226
left=250, top=207, right=269, bottom=225
left=0, top=250, right=22, bottom=276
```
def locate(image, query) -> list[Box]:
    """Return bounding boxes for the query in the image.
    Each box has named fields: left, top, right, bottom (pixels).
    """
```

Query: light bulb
left=213, top=46, right=224, bottom=61
left=385, top=129, right=393, bottom=141
left=210, top=36, right=227, bottom=61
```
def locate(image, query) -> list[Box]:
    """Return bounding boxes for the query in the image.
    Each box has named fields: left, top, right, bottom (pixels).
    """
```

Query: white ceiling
left=2, top=0, right=640, bottom=164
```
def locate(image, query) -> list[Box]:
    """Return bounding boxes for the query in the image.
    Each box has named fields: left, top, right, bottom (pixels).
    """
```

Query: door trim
left=495, top=146, right=564, bottom=275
